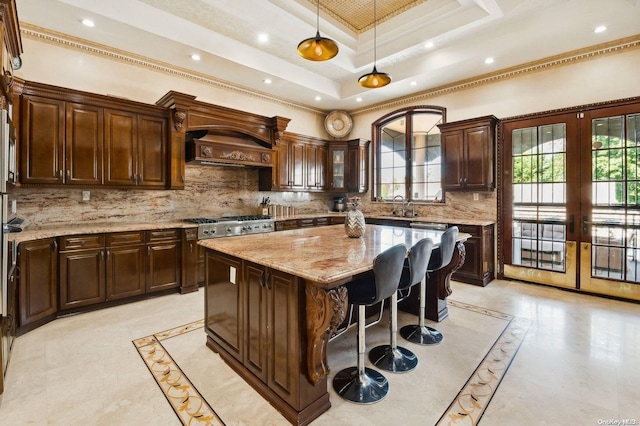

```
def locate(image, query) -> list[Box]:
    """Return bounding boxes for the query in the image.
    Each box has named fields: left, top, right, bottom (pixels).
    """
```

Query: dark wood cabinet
left=450, top=223, right=495, bottom=286
left=105, top=231, right=146, bottom=300
left=66, top=103, right=104, bottom=185
left=18, top=81, right=169, bottom=189
left=181, top=228, right=199, bottom=294
left=278, top=137, right=305, bottom=190
left=19, top=96, right=65, bottom=185
left=146, top=229, right=181, bottom=292
left=438, top=115, right=497, bottom=191
left=305, top=142, right=327, bottom=190
left=206, top=251, right=310, bottom=413
left=18, top=238, right=58, bottom=330
left=58, top=234, right=106, bottom=310
left=328, top=139, right=369, bottom=193
left=205, top=251, right=243, bottom=362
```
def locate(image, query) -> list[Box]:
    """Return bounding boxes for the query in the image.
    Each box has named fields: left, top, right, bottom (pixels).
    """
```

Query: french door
left=501, top=99, right=640, bottom=301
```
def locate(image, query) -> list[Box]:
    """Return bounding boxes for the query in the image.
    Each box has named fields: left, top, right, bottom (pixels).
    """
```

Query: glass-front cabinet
left=328, top=143, right=346, bottom=191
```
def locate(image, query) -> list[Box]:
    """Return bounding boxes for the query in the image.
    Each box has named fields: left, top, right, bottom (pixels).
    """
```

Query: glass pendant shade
left=297, top=32, right=339, bottom=61
left=358, top=66, right=391, bottom=88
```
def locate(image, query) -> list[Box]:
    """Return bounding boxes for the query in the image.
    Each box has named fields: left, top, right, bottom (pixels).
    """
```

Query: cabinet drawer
left=59, top=234, right=105, bottom=251
left=316, top=217, right=329, bottom=226
left=146, top=229, right=179, bottom=242
left=297, top=218, right=315, bottom=228
left=107, top=231, right=145, bottom=246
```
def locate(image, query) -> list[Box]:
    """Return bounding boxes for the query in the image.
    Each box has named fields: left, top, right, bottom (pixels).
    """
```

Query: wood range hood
left=157, top=91, right=291, bottom=168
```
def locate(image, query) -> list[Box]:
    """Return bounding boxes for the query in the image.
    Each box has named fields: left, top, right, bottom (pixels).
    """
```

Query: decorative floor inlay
left=134, top=302, right=529, bottom=425
left=133, top=320, right=224, bottom=425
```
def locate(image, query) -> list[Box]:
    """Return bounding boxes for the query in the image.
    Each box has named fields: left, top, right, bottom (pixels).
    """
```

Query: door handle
left=583, top=216, right=590, bottom=234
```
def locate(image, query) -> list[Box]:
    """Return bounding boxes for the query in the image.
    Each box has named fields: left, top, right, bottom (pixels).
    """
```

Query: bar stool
left=400, top=226, right=458, bottom=345
left=368, top=238, right=433, bottom=373
left=333, top=244, right=408, bottom=404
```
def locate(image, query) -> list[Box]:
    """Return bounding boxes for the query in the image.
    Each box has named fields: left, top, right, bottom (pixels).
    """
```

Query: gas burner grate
left=183, top=218, right=219, bottom=224
left=227, top=215, right=272, bottom=221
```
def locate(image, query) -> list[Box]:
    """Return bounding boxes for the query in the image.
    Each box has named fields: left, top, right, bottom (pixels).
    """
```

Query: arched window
left=372, top=106, right=446, bottom=202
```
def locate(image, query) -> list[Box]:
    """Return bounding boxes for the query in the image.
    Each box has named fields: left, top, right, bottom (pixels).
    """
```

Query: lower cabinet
left=450, top=223, right=495, bottom=286
left=206, top=251, right=306, bottom=410
left=146, top=229, right=181, bottom=292
left=106, top=232, right=146, bottom=300
left=59, top=234, right=106, bottom=310
left=18, top=238, right=58, bottom=329
left=181, top=228, right=199, bottom=293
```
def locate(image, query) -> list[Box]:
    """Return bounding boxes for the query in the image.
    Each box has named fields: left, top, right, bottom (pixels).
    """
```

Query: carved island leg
left=305, top=284, right=348, bottom=384
left=426, top=241, right=467, bottom=321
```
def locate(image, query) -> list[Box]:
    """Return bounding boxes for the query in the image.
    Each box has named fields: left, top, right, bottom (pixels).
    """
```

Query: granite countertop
left=273, top=212, right=494, bottom=227
left=9, top=221, right=197, bottom=244
left=199, top=224, right=470, bottom=288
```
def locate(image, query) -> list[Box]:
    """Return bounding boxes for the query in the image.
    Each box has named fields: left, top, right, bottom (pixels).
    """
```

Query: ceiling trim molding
left=351, top=34, right=640, bottom=116
left=20, top=23, right=326, bottom=116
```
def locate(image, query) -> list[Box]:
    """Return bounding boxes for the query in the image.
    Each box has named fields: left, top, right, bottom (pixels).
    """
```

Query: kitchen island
left=199, top=224, right=468, bottom=425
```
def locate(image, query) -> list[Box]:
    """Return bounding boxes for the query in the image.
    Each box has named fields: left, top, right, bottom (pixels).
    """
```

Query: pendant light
left=297, top=0, right=339, bottom=61
left=358, top=0, right=391, bottom=88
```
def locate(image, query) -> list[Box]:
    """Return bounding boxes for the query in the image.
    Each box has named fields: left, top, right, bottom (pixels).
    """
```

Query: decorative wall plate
left=324, top=110, right=353, bottom=139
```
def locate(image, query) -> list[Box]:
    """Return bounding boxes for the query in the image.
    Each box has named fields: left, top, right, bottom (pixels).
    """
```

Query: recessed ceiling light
left=356, top=97, right=362, bottom=102
left=424, top=41, right=434, bottom=49
left=258, top=33, right=269, bottom=43
left=594, top=25, right=607, bottom=33
left=81, top=18, right=95, bottom=27
left=315, top=96, right=321, bottom=101
left=484, top=57, right=494, bottom=64
left=191, top=54, right=201, bottom=61
left=264, top=78, right=272, bottom=84
left=410, top=81, right=417, bottom=86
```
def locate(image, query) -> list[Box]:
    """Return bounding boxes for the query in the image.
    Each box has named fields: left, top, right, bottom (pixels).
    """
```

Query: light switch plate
left=82, top=191, right=90, bottom=201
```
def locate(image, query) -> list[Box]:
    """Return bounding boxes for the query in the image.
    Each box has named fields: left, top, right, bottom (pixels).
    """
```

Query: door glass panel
left=332, top=149, right=345, bottom=188
left=512, top=124, right=567, bottom=271
left=591, top=114, right=640, bottom=282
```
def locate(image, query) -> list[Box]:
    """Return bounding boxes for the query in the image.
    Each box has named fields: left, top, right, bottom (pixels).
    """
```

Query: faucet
left=392, top=195, right=406, bottom=216
left=405, top=201, right=417, bottom=217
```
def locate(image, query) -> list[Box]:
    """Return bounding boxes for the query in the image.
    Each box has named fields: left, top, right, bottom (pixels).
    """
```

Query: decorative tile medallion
left=134, top=302, right=529, bottom=425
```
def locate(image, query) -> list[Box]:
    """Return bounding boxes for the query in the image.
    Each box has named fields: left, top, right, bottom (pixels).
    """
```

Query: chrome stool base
left=333, top=366, right=389, bottom=404
left=369, top=345, right=418, bottom=373
left=400, top=324, right=443, bottom=345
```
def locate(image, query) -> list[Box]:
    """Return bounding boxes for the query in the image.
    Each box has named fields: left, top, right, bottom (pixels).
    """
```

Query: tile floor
left=1, top=279, right=639, bottom=425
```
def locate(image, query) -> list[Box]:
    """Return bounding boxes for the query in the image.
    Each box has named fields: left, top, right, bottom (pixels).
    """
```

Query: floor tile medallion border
left=133, top=302, right=530, bottom=426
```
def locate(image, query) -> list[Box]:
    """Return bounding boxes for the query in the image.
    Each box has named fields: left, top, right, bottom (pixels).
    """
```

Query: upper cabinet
left=438, top=115, right=498, bottom=192
left=261, top=133, right=369, bottom=194
left=16, top=81, right=169, bottom=188
left=0, top=0, right=22, bottom=105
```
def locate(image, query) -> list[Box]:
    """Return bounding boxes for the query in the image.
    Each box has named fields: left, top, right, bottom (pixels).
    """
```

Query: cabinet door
left=104, top=109, right=137, bottom=186
left=328, top=145, right=347, bottom=191
left=197, top=244, right=205, bottom=284
left=441, top=130, right=465, bottom=190
left=137, top=114, right=167, bottom=187
left=267, top=269, right=301, bottom=404
left=65, top=103, right=103, bottom=185
left=59, top=248, right=105, bottom=309
left=181, top=229, right=198, bottom=293
left=347, top=142, right=368, bottom=193
left=18, top=239, right=58, bottom=328
left=168, top=132, right=185, bottom=189
left=205, top=251, right=243, bottom=362
left=146, top=241, right=181, bottom=292
left=20, top=96, right=65, bottom=184
left=464, top=125, right=493, bottom=190
left=244, top=262, right=268, bottom=381
left=274, top=140, right=291, bottom=189
left=106, top=244, right=145, bottom=300
left=289, top=141, right=305, bottom=189
left=305, top=144, right=327, bottom=190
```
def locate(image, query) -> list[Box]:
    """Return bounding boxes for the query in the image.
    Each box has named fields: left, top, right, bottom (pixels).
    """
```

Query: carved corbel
left=173, top=110, right=187, bottom=132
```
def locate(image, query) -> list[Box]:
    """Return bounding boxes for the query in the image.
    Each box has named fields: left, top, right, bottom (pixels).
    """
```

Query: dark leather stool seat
left=400, top=226, right=458, bottom=345
left=369, top=238, right=433, bottom=372
left=332, top=244, right=408, bottom=404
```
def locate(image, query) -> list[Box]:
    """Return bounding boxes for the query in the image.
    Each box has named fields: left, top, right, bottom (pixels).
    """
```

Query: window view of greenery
left=375, top=108, right=443, bottom=202
left=591, top=114, right=640, bottom=282
left=511, top=124, right=567, bottom=272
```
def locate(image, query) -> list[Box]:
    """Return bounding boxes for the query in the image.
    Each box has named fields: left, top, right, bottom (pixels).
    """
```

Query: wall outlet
left=82, top=191, right=91, bottom=201
left=473, top=193, right=479, bottom=201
